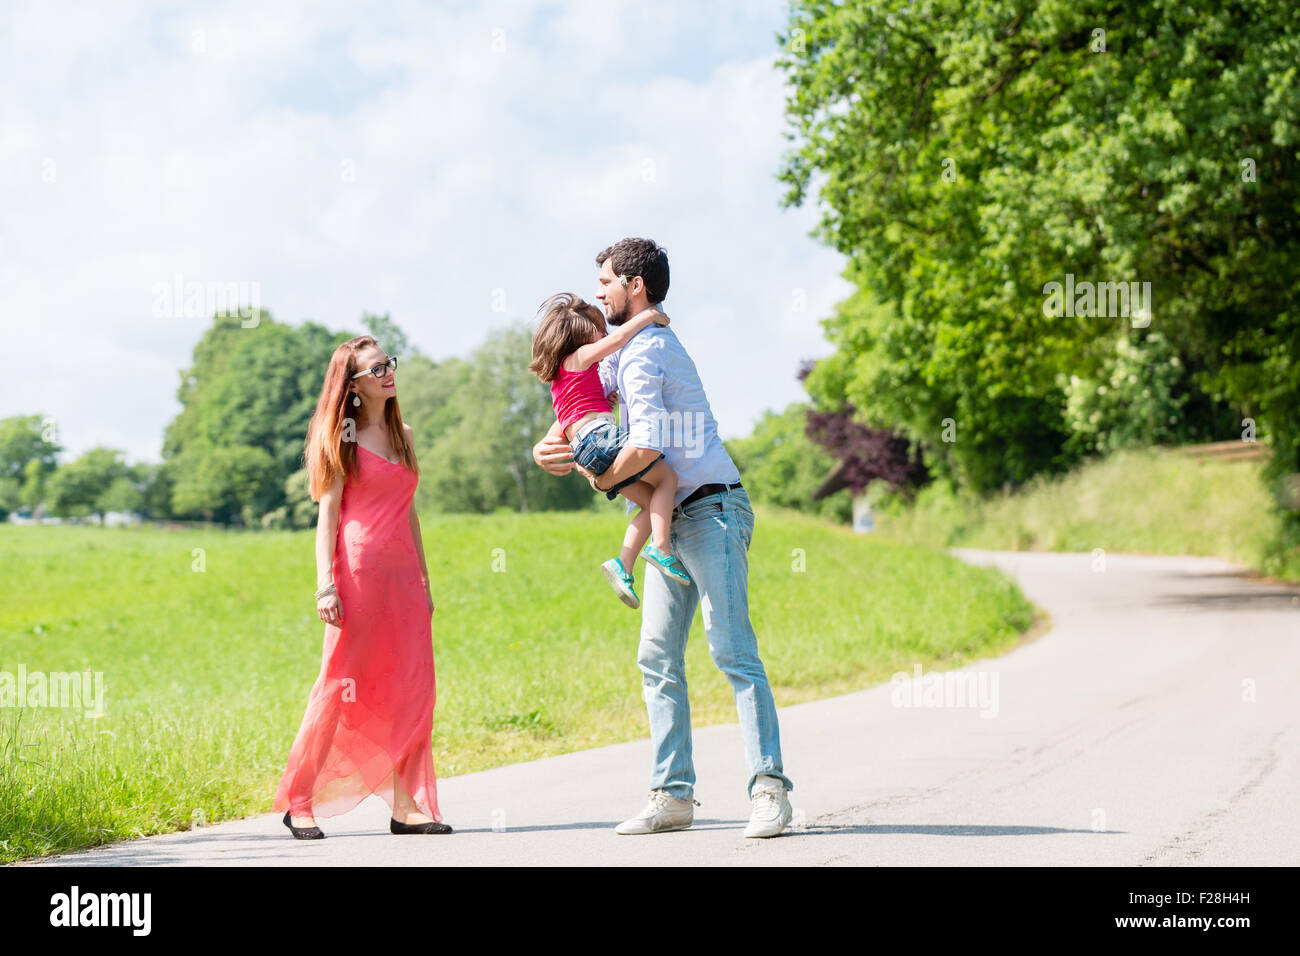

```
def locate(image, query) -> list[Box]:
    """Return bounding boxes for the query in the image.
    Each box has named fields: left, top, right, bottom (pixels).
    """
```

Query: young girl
left=529, top=292, right=690, bottom=609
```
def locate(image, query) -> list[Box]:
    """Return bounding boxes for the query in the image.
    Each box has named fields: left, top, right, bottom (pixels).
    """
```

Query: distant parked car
left=104, top=511, right=145, bottom=527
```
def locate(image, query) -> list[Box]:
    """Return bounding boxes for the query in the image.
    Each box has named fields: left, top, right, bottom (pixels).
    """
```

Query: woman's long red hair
left=303, top=335, right=417, bottom=501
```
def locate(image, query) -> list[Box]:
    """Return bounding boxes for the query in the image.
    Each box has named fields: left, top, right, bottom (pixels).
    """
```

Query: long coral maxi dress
left=273, top=444, right=441, bottom=822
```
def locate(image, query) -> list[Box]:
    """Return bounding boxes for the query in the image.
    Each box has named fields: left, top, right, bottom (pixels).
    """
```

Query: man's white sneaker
left=744, top=776, right=791, bottom=838
left=614, top=790, right=698, bottom=835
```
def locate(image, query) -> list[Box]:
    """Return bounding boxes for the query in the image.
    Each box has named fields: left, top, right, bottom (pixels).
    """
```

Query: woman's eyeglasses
left=351, top=356, right=398, bottom=379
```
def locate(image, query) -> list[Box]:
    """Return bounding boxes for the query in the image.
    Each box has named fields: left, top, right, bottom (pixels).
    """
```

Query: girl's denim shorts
left=571, top=418, right=664, bottom=499
left=571, top=418, right=626, bottom=474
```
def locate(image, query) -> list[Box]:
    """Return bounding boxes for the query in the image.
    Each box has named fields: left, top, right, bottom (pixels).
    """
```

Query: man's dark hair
left=595, top=238, right=669, bottom=304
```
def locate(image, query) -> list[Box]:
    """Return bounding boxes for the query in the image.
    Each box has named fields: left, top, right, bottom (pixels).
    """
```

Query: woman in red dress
left=273, top=335, right=450, bottom=839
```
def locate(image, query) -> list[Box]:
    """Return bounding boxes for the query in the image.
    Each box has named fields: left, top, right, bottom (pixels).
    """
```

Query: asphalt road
left=21, top=549, right=1300, bottom=866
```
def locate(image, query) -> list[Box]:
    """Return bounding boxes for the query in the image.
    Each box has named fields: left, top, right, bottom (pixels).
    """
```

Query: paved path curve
left=22, top=550, right=1300, bottom=866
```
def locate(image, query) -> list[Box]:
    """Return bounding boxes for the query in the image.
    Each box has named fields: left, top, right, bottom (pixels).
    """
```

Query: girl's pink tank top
left=551, top=360, right=611, bottom=430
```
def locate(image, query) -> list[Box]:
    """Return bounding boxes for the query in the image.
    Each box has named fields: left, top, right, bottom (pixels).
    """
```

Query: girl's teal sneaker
left=601, top=557, right=640, bottom=609
left=641, top=543, right=691, bottom=585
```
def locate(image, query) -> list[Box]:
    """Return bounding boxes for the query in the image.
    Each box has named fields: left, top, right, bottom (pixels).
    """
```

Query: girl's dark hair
left=529, top=293, right=605, bottom=383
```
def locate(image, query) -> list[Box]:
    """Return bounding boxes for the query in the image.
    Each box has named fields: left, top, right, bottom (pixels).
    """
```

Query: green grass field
left=871, top=446, right=1300, bottom=580
left=0, top=507, right=1037, bottom=863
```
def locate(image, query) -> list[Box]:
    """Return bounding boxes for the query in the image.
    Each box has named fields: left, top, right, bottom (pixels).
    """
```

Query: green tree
left=284, top=467, right=317, bottom=528
left=19, top=458, right=49, bottom=511
left=362, top=312, right=412, bottom=360
left=97, top=474, right=145, bottom=516
left=422, top=322, right=595, bottom=513
left=0, top=477, right=19, bottom=520
left=778, top=0, right=1296, bottom=504
left=726, top=403, right=851, bottom=523
left=136, top=462, right=175, bottom=521
left=45, top=447, right=131, bottom=520
left=163, top=310, right=351, bottom=522
left=0, top=415, right=60, bottom=515
left=1061, top=329, right=1201, bottom=457
left=169, top=441, right=280, bottom=523
left=0, top=415, right=59, bottom=476
left=393, top=352, right=473, bottom=516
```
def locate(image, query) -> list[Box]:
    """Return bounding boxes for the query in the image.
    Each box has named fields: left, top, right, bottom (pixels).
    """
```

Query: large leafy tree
left=725, top=403, right=853, bottom=523
left=0, top=415, right=59, bottom=480
left=134, top=462, right=175, bottom=520
left=163, top=310, right=350, bottom=522
left=161, top=310, right=593, bottom=522
left=169, top=441, right=281, bottom=523
left=0, top=415, right=60, bottom=516
left=96, top=474, right=145, bottom=516
left=44, top=447, right=131, bottom=520
left=362, top=312, right=410, bottom=360
left=400, top=352, right=474, bottom=516
left=421, top=322, right=595, bottom=513
left=778, top=0, right=1298, bottom=512
left=804, top=403, right=930, bottom=500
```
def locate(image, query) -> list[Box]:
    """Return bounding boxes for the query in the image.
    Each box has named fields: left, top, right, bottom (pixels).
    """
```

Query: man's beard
left=607, top=300, right=632, bottom=326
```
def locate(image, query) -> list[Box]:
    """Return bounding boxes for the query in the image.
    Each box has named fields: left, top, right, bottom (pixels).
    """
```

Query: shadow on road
left=1149, top=588, right=1300, bottom=612
left=795, top=823, right=1121, bottom=837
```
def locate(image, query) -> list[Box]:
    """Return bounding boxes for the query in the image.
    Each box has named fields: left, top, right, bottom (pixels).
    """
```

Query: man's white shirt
left=598, top=322, right=741, bottom=509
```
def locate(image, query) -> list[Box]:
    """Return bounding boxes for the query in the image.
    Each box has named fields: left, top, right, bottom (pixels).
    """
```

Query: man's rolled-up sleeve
left=622, top=350, right=665, bottom=451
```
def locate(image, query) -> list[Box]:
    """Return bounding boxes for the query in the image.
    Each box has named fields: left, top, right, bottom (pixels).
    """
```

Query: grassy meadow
left=0, top=506, right=1037, bottom=862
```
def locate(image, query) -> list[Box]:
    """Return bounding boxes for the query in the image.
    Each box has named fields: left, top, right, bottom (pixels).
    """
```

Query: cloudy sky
left=1, top=0, right=849, bottom=464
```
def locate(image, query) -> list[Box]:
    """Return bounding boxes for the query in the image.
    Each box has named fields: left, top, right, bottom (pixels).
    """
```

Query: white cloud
left=0, top=0, right=848, bottom=465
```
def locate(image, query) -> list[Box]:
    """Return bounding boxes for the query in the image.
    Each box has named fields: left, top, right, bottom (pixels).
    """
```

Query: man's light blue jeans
left=637, top=484, right=793, bottom=800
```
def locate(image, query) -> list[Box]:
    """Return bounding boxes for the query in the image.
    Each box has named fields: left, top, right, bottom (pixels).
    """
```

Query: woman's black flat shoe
left=283, top=810, right=325, bottom=840
left=390, top=817, right=453, bottom=835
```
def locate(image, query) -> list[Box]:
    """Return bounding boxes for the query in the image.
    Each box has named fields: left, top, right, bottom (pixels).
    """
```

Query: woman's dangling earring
left=352, top=392, right=361, bottom=407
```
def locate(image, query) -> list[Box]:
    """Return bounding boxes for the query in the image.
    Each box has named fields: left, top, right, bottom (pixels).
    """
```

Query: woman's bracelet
left=315, top=582, right=337, bottom=600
